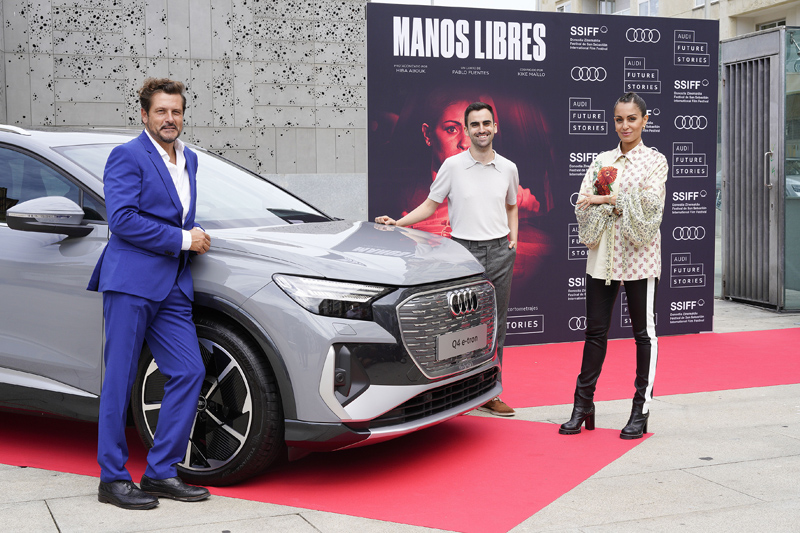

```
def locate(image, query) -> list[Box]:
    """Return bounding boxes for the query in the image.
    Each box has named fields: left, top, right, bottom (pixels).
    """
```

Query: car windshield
left=53, top=143, right=331, bottom=229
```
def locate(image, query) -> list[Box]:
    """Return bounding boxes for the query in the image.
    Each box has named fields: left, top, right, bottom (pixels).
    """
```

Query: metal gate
left=721, top=29, right=785, bottom=308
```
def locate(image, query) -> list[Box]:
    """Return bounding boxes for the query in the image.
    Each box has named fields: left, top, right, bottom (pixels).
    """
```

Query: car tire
left=131, top=315, right=285, bottom=486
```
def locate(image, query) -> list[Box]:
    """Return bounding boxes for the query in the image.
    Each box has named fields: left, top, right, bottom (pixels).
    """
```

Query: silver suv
left=0, top=126, right=501, bottom=485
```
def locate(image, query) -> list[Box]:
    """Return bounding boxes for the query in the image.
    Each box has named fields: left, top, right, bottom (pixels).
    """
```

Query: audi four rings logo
left=569, top=316, right=587, bottom=331
left=674, top=116, right=708, bottom=130
left=673, top=226, right=706, bottom=240
left=571, top=66, right=607, bottom=82
left=448, top=289, right=479, bottom=316
left=626, top=28, right=660, bottom=43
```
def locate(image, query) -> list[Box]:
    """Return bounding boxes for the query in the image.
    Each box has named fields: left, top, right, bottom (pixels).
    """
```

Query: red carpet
left=501, top=328, right=800, bottom=407
left=2, top=328, right=797, bottom=532
left=0, top=412, right=642, bottom=533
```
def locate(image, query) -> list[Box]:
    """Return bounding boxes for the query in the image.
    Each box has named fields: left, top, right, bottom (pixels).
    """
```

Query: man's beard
left=147, top=122, right=181, bottom=144
left=154, top=125, right=180, bottom=143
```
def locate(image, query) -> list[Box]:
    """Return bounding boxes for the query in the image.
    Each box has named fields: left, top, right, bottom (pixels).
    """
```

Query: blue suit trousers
left=98, top=283, right=205, bottom=482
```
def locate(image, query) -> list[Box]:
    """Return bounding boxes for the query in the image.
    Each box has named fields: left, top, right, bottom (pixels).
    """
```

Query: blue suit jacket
left=88, top=131, right=199, bottom=301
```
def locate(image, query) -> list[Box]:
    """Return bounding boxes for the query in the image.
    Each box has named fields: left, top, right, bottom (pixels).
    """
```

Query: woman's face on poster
left=422, top=101, right=470, bottom=169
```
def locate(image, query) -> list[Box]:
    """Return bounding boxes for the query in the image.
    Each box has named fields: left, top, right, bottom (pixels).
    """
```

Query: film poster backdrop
left=366, top=3, right=719, bottom=346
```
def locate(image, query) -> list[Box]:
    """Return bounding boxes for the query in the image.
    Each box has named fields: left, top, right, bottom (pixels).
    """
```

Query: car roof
left=0, top=125, right=138, bottom=147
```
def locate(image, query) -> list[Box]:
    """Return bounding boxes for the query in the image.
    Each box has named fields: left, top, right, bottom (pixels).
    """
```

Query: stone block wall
left=1, top=0, right=368, bottom=219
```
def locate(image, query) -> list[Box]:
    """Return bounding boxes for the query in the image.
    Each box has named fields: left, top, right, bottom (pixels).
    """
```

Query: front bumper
left=285, top=365, right=500, bottom=451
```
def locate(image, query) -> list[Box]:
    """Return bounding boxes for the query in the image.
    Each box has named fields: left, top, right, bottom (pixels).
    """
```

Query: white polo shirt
left=428, top=149, right=519, bottom=241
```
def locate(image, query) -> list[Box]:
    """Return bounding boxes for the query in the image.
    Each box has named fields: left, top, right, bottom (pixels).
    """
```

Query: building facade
left=543, top=0, right=800, bottom=40
left=1, top=0, right=368, bottom=218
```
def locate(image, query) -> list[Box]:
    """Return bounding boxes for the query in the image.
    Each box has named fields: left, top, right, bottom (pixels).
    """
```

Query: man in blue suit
left=88, top=78, right=211, bottom=509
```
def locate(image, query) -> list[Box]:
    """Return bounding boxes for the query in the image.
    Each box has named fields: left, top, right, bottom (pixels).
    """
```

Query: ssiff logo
left=674, top=29, right=710, bottom=66
left=571, top=26, right=607, bottom=37
left=670, top=299, right=705, bottom=311
left=674, top=79, right=709, bottom=90
left=672, top=190, right=707, bottom=202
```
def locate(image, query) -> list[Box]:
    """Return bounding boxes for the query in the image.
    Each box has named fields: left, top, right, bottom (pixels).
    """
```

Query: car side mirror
left=6, top=196, right=94, bottom=238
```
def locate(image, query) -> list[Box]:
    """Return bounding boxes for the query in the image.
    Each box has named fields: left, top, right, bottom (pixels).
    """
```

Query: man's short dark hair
left=464, top=102, right=495, bottom=126
left=139, top=78, right=187, bottom=113
left=614, top=92, right=647, bottom=117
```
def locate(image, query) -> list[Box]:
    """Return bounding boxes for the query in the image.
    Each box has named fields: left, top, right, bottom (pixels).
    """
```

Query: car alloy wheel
left=131, top=316, right=285, bottom=486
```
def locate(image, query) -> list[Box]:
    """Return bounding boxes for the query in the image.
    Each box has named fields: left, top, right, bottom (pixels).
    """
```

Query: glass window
left=598, top=1, right=615, bottom=14
left=759, top=20, right=786, bottom=32
left=55, top=142, right=330, bottom=229
left=785, top=31, right=800, bottom=309
left=638, top=0, right=658, bottom=16
left=0, top=145, right=105, bottom=223
left=193, top=151, right=330, bottom=229
left=557, top=2, right=571, bottom=12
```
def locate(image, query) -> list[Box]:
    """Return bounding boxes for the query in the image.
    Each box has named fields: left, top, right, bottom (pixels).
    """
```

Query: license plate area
left=436, top=324, right=487, bottom=361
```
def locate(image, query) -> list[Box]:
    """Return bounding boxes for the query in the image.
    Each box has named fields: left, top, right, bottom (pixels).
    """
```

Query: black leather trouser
left=574, top=275, right=660, bottom=414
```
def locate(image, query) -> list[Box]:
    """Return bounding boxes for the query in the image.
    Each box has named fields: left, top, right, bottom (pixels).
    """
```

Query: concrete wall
left=1, top=0, right=367, bottom=220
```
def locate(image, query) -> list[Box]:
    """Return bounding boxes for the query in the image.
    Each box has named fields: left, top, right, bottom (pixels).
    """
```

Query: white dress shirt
left=144, top=129, right=193, bottom=251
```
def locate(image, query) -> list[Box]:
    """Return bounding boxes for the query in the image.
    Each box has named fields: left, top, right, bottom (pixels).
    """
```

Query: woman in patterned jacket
left=559, top=92, right=668, bottom=440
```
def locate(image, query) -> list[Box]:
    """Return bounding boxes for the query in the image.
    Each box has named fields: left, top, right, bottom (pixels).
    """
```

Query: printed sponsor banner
left=367, top=4, right=719, bottom=344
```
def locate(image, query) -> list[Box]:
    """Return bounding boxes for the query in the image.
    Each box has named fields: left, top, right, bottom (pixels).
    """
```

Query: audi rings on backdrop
left=626, top=28, right=660, bottom=43
left=448, top=288, right=479, bottom=316
left=673, top=226, right=706, bottom=241
left=571, top=66, right=607, bottom=82
left=674, top=115, right=708, bottom=130
left=569, top=316, right=587, bottom=331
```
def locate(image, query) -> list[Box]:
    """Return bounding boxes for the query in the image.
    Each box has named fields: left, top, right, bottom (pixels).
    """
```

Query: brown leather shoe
left=477, top=397, right=516, bottom=417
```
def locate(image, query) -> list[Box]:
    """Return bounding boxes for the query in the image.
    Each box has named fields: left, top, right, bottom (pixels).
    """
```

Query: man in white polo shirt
left=375, top=101, right=519, bottom=417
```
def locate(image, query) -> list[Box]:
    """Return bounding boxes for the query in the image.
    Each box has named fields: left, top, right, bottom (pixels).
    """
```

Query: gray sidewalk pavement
left=1, top=299, right=799, bottom=533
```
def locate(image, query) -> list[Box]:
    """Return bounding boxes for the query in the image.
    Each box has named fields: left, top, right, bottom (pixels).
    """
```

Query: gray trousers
left=452, top=236, right=516, bottom=362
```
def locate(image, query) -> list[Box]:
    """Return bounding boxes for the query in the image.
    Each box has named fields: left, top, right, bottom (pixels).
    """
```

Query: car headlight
left=273, top=274, right=392, bottom=321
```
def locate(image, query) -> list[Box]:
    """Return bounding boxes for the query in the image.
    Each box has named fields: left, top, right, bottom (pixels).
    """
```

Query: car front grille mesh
left=396, top=279, right=496, bottom=379
left=361, top=366, right=499, bottom=430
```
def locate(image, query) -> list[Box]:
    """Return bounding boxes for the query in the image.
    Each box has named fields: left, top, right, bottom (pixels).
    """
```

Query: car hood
left=208, top=220, right=484, bottom=286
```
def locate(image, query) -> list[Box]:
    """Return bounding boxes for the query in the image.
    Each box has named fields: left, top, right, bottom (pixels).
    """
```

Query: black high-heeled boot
left=558, top=402, right=595, bottom=435
left=620, top=406, right=649, bottom=439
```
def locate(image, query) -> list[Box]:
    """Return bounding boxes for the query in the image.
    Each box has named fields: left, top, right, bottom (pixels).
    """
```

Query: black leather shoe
left=140, top=475, right=210, bottom=502
left=559, top=403, right=595, bottom=435
left=620, top=409, right=649, bottom=440
left=98, top=480, right=159, bottom=510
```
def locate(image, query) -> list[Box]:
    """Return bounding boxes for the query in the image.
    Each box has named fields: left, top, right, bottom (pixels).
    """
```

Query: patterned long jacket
left=575, top=141, right=668, bottom=282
